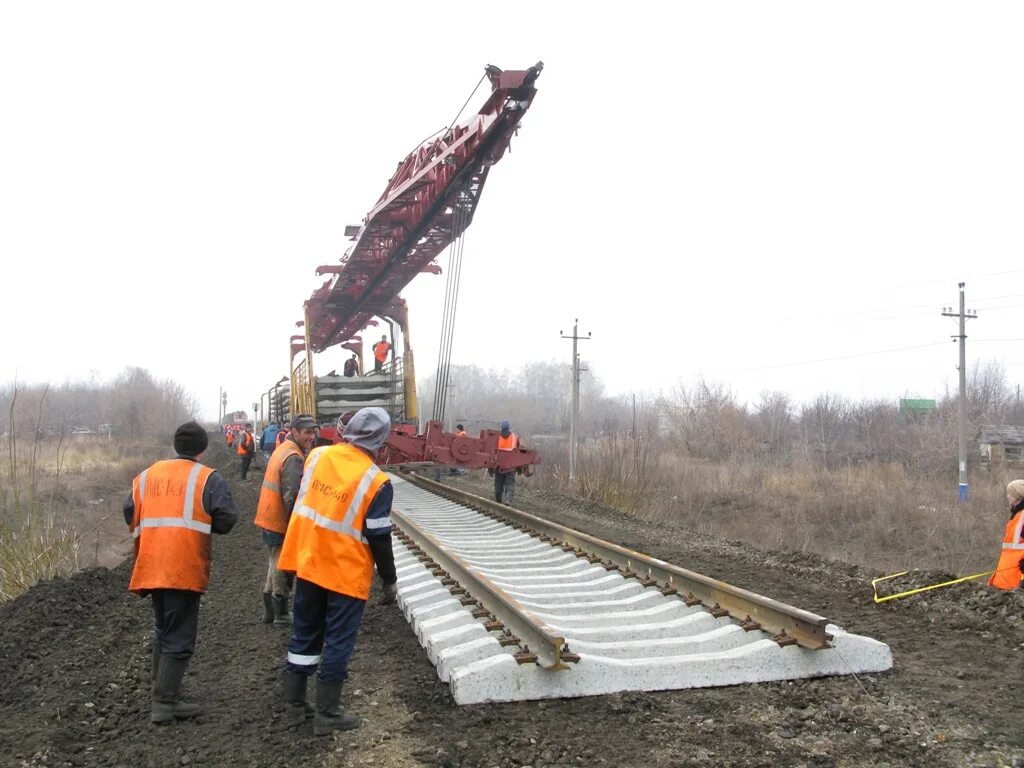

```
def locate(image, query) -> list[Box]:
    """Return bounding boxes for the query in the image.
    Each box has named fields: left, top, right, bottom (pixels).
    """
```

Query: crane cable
left=431, top=192, right=470, bottom=424
left=430, top=70, right=491, bottom=423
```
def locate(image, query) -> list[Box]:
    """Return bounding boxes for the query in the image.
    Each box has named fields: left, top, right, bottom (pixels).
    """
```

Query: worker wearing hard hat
left=254, top=414, right=318, bottom=625
left=989, top=479, right=1024, bottom=590
left=277, top=407, right=398, bottom=734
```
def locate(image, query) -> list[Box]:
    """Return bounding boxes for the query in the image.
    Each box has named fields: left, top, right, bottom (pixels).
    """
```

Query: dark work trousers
left=151, top=589, right=201, bottom=660
left=239, top=454, right=252, bottom=480
left=285, top=577, right=366, bottom=684
left=373, top=358, right=383, bottom=373
left=494, top=470, right=516, bottom=505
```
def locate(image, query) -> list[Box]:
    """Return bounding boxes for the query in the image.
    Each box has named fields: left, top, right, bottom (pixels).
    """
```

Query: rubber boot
left=262, top=592, right=274, bottom=624
left=282, top=671, right=314, bottom=726
left=313, top=680, right=360, bottom=735
left=272, top=595, right=293, bottom=627
left=151, top=657, right=202, bottom=725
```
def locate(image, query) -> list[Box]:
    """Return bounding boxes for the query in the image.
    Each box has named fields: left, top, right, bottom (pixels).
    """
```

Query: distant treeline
left=420, top=359, right=1024, bottom=473
left=1, top=367, right=199, bottom=441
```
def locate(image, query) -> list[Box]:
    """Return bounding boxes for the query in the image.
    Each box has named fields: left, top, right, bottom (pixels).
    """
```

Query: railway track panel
left=389, top=474, right=892, bottom=705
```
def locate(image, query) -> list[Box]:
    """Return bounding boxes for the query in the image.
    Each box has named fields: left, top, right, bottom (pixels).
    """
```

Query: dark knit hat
left=174, top=421, right=209, bottom=457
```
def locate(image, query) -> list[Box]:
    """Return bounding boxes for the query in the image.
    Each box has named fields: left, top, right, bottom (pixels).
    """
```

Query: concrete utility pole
left=560, top=319, right=591, bottom=481
left=941, top=282, right=978, bottom=502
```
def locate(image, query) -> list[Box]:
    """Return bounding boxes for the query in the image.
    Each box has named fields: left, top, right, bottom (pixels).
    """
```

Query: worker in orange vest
left=225, top=428, right=234, bottom=449
left=237, top=422, right=256, bottom=480
left=276, top=422, right=291, bottom=447
left=492, top=420, right=520, bottom=505
left=371, top=335, right=391, bottom=373
left=123, top=421, right=238, bottom=724
left=989, top=479, right=1024, bottom=590
left=255, top=414, right=319, bottom=626
left=277, top=407, right=397, bottom=734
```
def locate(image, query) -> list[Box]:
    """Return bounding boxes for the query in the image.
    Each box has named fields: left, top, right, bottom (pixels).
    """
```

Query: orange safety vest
left=497, top=432, right=519, bottom=451
left=277, top=443, right=390, bottom=600
left=373, top=341, right=390, bottom=363
left=225, top=431, right=234, bottom=445
left=127, top=459, right=215, bottom=594
left=236, top=431, right=253, bottom=455
left=989, top=509, right=1024, bottom=590
left=455, top=430, right=467, bottom=437
left=254, top=439, right=304, bottom=534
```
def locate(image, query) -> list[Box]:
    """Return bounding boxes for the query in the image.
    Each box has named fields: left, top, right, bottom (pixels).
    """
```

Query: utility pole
left=221, top=391, right=228, bottom=427
left=941, top=282, right=977, bottom=502
left=560, top=319, right=591, bottom=481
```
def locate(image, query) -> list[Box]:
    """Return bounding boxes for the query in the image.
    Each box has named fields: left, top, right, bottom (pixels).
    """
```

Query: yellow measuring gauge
left=871, top=568, right=996, bottom=604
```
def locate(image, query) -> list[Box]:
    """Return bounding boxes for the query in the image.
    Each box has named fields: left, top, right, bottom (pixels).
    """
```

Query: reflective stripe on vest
left=127, top=459, right=214, bottom=594
left=254, top=440, right=304, bottom=534
left=130, top=462, right=211, bottom=538
left=989, top=509, right=1024, bottom=590
left=277, top=444, right=389, bottom=599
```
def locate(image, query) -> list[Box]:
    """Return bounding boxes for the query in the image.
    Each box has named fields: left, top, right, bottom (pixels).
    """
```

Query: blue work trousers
left=285, top=577, right=366, bottom=684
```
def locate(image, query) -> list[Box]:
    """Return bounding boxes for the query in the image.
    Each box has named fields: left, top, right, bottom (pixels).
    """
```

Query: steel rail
left=402, top=473, right=832, bottom=650
left=390, top=506, right=574, bottom=670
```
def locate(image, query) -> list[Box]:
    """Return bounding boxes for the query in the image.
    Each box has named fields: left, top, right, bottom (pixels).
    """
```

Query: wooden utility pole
left=941, top=282, right=977, bottom=502
left=560, top=319, right=591, bottom=481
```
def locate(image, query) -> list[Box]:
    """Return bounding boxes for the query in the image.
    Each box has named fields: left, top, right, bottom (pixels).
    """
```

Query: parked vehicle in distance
left=70, top=426, right=95, bottom=435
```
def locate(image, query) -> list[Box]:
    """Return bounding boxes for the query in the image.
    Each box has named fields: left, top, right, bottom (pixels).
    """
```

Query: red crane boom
left=304, top=62, right=543, bottom=354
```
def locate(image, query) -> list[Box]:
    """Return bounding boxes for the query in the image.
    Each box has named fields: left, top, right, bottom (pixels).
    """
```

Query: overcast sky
left=2, top=2, right=1022, bottom=421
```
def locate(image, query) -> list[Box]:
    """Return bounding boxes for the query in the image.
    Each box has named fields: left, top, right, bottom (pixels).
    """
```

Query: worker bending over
left=123, top=422, right=238, bottom=724
left=990, top=479, right=1024, bottom=590
left=278, top=407, right=398, bottom=734
left=255, top=414, right=318, bottom=625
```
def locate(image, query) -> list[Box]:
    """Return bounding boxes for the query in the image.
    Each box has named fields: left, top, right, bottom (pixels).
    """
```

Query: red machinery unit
left=302, top=62, right=544, bottom=358
left=318, top=421, right=540, bottom=473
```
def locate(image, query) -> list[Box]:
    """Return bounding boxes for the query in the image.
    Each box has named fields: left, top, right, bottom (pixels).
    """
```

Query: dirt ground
left=1, top=443, right=1022, bottom=768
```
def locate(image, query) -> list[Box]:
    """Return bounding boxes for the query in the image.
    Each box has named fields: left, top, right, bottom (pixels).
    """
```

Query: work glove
left=380, top=581, right=398, bottom=606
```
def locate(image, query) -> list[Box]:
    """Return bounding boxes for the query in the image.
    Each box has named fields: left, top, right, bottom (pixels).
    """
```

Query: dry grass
left=547, top=436, right=1011, bottom=577
left=1, top=432, right=165, bottom=602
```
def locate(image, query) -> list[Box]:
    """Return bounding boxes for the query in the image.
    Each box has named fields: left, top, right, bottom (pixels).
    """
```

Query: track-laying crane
left=267, top=62, right=544, bottom=472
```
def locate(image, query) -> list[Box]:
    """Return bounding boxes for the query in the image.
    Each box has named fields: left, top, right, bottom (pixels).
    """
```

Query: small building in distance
left=977, top=424, right=1024, bottom=467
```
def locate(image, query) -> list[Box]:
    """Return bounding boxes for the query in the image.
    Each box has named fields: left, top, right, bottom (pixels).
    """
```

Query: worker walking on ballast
left=123, top=422, right=238, bottom=724
left=492, top=420, right=520, bottom=505
left=277, top=407, right=398, bottom=734
left=255, top=414, right=319, bottom=625
left=237, top=422, right=255, bottom=480
left=989, top=479, right=1024, bottom=590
